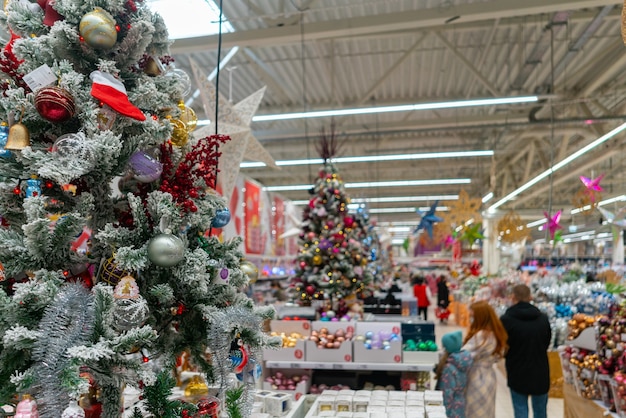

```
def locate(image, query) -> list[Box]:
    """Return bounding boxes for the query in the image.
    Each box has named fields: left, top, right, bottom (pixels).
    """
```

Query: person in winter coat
left=440, top=349, right=473, bottom=417
left=463, top=300, right=508, bottom=418
left=500, top=284, right=551, bottom=418
left=412, top=276, right=431, bottom=320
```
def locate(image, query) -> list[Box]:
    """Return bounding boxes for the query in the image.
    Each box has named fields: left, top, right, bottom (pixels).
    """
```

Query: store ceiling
left=168, top=0, right=626, bottom=241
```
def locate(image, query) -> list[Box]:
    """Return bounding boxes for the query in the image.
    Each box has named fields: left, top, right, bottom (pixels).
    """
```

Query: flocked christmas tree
left=292, top=129, right=375, bottom=307
left=0, top=0, right=275, bottom=416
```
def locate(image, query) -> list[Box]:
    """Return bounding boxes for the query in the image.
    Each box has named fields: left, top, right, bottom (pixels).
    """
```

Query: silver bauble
left=240, top=260, right=259, bottom=283
left=147, top=233, right=185, bottom=267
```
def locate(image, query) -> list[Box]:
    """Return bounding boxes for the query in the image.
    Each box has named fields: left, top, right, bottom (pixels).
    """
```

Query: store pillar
left=613, top=226, right=624, bottom=266
left=482, top=217, right=499, bottom=275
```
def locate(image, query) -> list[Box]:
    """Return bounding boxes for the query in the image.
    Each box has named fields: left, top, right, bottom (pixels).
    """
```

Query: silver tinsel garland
left=31, top=283, right=95, bottom=417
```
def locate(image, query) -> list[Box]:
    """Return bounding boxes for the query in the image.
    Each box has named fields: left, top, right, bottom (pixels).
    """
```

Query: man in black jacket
left=500, top=284, right=551, bottom=418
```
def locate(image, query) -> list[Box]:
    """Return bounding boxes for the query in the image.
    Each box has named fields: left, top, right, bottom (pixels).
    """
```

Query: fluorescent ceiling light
left=147, top=0, right=233, bottom=39
left=240, top=150, right=493, bottom=168
left=391, top=239, right=406, bottom=245
left=354, top=206, right=449, bottom=214
left=482, top=192, right=494, bottom=203
left=526, top=219, right=547, bottom=228
left=252, top=96, right=539, bottom=122
left=346, top=179, right=470, bottom=189
left=488, top=122, right=626, bottom=212
left=351, top=195, right=459, bottom=204
left=388, top=227, right=412, bottom=232
left=264, top=178, right=470, bottom=192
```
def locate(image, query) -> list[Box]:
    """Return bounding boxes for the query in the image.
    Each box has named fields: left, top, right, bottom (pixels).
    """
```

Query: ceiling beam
left=170, top=0, right=619, bottom=54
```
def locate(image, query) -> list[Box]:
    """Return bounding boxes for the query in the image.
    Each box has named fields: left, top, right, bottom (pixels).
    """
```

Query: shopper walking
left=500, top=284, right=551, bottom=418
left=436, top=275, right=450, bottom=323
left=463, top=300, right=508, bottom=418
left=412, top=276, right=431, bottom=320
left=437, top=330, right=472, bottom=417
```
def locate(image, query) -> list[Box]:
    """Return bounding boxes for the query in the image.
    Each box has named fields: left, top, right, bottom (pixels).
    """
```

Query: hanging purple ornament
left=319, top=239, right=332, bottom=250
left=212, top=208, right=231, bottom=228
left=129, top=150, right=163, bottom=183
left=220, top=267, right=229, bottom=281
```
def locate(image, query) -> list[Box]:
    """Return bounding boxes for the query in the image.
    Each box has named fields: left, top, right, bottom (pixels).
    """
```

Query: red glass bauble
left=34, top=86, right=76, bottom=123
left=306, top=285, right=316, bottom=295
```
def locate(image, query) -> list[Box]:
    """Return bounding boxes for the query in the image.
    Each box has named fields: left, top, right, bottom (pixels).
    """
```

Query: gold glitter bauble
left=177, top=101, right=198, bottom=132
left=79, top=8, right=117, bottom=50
left=169, top=118, right=189, bottom=147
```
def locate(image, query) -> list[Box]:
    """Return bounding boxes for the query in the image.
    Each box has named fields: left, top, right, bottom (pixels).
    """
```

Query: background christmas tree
left=0, top=0, right=274, bottom=416
left=292, top=129, right=376, bottom=308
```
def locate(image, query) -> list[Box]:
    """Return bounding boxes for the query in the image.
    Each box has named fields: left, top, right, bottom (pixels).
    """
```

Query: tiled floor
left=435, top=317, right=564, bottom=417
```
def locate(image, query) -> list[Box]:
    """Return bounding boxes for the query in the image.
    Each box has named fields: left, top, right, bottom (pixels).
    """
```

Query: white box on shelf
left=402, top=350, right=439, bottom=364
left=406, top=391, right=425, bottom=400
left=335, top=395, right=353, bottom=413
left=371, top=390, right=388, bottom=399
left=355, top=390, right=371, bottom=398
left=388, top=391, right=406, bottom=401
left=353, top=413, right=370, bottom=418
left=317, top=394, right=336, bottom=414
left=265, top=392, right=293, bottom=417
left=338, top=389, right=356, bottom=397
left=352, top=397, right=369, bottom=413
left=336, top=412, right=353, bottom=417
left=424, top=390, right=444, bottom=405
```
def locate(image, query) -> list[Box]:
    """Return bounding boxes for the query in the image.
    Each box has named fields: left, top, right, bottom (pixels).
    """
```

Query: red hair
left=464, top=300, right=508, bottom=357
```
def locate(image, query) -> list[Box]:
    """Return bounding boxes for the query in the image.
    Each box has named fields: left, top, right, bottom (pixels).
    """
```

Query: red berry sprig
left=159, top=134, right=230, bottom=213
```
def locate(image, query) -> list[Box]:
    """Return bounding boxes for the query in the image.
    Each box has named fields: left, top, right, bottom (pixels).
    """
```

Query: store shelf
left=265, top=360, right=432, bottom=372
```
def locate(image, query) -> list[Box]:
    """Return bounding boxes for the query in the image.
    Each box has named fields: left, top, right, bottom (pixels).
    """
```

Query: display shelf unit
left=265, top=360, right=432, bottom=372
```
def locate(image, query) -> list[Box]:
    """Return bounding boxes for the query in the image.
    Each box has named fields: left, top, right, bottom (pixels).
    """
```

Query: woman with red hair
left=463, top=300, right=508, bottom=417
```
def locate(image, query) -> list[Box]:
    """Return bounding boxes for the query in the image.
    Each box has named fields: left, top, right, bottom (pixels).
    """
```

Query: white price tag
left=23, top=64, right=57, bottom=91
left=621, top=333, right=626, bottom=342
left=607, top=348, right=613, bottom=358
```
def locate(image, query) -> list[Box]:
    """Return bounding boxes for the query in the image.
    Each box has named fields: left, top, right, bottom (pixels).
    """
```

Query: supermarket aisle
left=435, top=319, right=564, bottom=417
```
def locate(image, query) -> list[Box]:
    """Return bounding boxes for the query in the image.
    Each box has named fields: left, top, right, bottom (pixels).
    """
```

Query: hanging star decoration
left=460, top=223, right=484, bottom=245
left=572, top=185, right=599, bottom=216
left=190, top=59, right=277, bottom=201
left=580, top=174, right=604, bottom=203
left=598, top=206, right=626, bottom=229
left=442, top=189, right=482, bottom=229
left=544, top=210, right=563, bottom=240
left=414, top=201, right=442, bottom=240
left=496, top=210, right=529, bottom=243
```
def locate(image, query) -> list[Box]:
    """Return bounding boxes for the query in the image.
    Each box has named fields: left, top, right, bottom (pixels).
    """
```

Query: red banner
left=244, top=180, right=263, bottom=254
left=273, top=196, right=285, bottom=256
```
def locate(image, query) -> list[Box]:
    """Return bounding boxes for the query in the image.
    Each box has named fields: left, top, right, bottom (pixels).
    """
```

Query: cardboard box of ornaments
left=262, top=369, right=312, bottom=402
left=353, top=321, right=403, bottom=363
left=305, top=321, right=355, bottom=363
left=263, top=320, right=311, bottom=361
left=401, top=322, right=440, bottom=364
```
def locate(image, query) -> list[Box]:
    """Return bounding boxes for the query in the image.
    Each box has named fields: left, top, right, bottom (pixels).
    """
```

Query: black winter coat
left=500, top=302, right=552, bottom=395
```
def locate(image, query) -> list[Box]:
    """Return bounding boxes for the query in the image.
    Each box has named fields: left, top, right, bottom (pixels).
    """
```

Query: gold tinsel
left=571, top=186, right=600, bottom=216
left=496, top=210, right=529, bottom=244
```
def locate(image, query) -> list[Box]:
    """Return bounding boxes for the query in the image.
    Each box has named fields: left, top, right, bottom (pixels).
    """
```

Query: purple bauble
left=212, top=208, right=231, bottom=228
left=319, top=239, right=332, bottom=250
left=129, top=151, right=162, bottom=183
left=220, top=267, right=229, bottom=280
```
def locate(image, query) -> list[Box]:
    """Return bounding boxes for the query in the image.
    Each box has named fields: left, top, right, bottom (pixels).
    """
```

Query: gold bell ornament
left=5, top=119, right=30, bottom=150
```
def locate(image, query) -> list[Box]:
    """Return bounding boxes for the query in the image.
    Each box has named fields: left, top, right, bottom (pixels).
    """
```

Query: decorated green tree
left=292, top=131, right=374, bottom=307
left=0, top=0, right=275, bottom=416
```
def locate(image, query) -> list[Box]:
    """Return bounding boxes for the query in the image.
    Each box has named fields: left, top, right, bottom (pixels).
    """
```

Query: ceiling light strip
left=252, top=96, right=539, bottom=122
left=240, top=150, right=493, bottom=168
left=489, top=122, right=626, bottom=212
left=264, top=178, right=470, bottom=192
